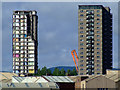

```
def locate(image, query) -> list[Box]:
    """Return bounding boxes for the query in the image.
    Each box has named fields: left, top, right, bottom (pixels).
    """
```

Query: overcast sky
left=2, top=2, right=118, bottom=71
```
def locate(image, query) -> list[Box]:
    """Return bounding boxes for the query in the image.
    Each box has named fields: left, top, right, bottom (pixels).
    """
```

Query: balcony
left=86, top=28, right=94, bottom=31
left=86, top=56, right=94, bottom=60
left=86, top=53, right=94, bottom=56
left=86, top=44, right=94, bottom=48
left=86, top=11, right=94, bottom=15
left=86, top=33, right=94, bottom=36
left=86, top=65, right=94, bottom=69
left=86, top=36, right=94, bottom=39
left=86, top=15, right=94, bottom=19
left=86, top=19, right=94, bottom=23
left=87, top=61, right=94, bottom=64
left=86, top=49, right=94, bottom=52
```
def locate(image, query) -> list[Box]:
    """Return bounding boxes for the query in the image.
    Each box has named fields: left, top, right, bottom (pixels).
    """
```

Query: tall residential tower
left=12, top=11, right=38, bottom=76
left=78, top=5, right=112, bottom=75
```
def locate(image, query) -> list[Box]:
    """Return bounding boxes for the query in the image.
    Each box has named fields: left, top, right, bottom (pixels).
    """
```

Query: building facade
left=81, top=75, right=117, bottom=89
left=12, top=11, right=38, bottom=76
left=78, top=5, right=112, bottom=75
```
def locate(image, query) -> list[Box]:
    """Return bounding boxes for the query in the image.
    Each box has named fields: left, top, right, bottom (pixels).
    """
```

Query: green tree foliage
left=71, top=68, right=77, bottom=76
left=40, top=66, right=47, bottom=75
left=66, top=69, right=71, bottom=76
left=35, top=67, right=77, bottom=76
left=53, top=68, right=60, bottom=76
left=36, top=68, right=42, bottom=76
left=60, top=68, right=66, bottom=76
left=47, top=69, right=52, bottom=75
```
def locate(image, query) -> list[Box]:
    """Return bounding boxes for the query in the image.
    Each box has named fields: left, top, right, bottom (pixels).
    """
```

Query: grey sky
left=2, top=2, right=118, bottom=71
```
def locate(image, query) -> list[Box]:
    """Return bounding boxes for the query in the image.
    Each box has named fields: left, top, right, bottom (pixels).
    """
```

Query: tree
left=47, top=69, right=52, bottom=75
left=53, top=68, right=60, bottom=76
left=66, top=69, right=71, bottom=76
left=37, top=68, right=41, bottom=76
left=40, top=66, right=47, bottom=75
left=60, top=68, right=66, bottom=76
left=71, top=68, right=77, bottom=76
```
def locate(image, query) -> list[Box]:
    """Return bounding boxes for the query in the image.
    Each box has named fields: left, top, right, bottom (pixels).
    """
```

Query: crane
left=71, top=50, right=79, bottom=72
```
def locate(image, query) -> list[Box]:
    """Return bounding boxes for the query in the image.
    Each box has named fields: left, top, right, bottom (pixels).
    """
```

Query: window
left=97, top=64, right=100, bottom=66
left=16, top=23, right=19, bottom=26
left=97, top=52, right=100, bottom=54
left=97, top=39, right=100, bottom=41
left=80, top=14, right=84, bottom=16
left=20, top=15, right=24, bottom=18
left=97, top=56, right=100, bottom=58
left=16, top=43, right=19, bottom=45
left=21, top=23, right=24, bottom=26
left=80, top=56, right=83, bottom=58
left=97, top=27, right=100, bottom=29
left=80, top=43, right=84, bottom=46
left=80, top=18, right=84, bottom=21
left=80, top=39, right=84, bottom=41
left=97, top=43, right=100, bottom=45
left=80, top=52, right=83, bottom=54
left=97, top=48, right=100, bottom=50
left=80, top=64, right=84, bottom=66
left=16, top=15, right=19, bottom=18
left=80, top=35, right=84, bottom=37
left=80, top=60, right=84, bottom=62
left=16, top=35, right=19, bottom=38
left=97, top=68, right=100, bottom=71
left=16, top=19, right=19, bottom=22
left=16, top=31, right=19, bottom=34
left=80, top=31, right=84, bottom=33
left=97, top=10, right=100, bottom=13
left=80, top=68, right=84, bottom=70
left=97, top=60, right=100, bottom=62
left=80, top=23, right=84, bottom=25
left=13, top=15, right=15, bottom=18
left=97, top=23, right=100, bottom=25
left=16, top=27, right=19, bottom=30
left=97, top=14, right=100, bottom=17
left=80, top=73, right=83, bottom=75
left=24, top=34, right=27, bottom=37
left=80, top=48, right=83, bottom=50
left=80, top=10, right=83, bottom=12
left=80, top=27, right=83, bottom=29
left=97, top=31, right=100, bottom=33
left=97, top=73, right=100, bottom=75
left=97, top=18, right=100, bottom=21
left=97, top=35, right=100, bottom=37
left=21, top=27, right=24, bottom=30
left=25, top=27, right=27, bottom=30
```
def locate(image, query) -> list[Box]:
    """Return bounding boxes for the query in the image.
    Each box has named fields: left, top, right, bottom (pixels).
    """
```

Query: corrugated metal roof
left=82, top=74, right=120, bottom=82
left=43, top=76, right=74, bottom=83
left=1, top=83, right=59, bottom=88
left=0, top=72, right=17, bottom=81
left=12, top=76, right=48, bottom=83
left=12, top=76, right=25, bottom=83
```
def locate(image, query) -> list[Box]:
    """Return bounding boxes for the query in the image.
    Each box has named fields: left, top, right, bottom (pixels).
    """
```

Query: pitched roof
left=43, top=76, right=74, bottom=83
left=1, top=82, right=59, bottom=88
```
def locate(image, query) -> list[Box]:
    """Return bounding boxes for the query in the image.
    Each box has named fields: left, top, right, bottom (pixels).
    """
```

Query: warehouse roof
left=81, top=74, right=120, bottom=82
left=0, top=72, right=17, bottom=83
left=43, top=76, right=74, bottom=83
left=12, top=76, right=48, bottom=83
left=0, top=82, right=59, bottom=88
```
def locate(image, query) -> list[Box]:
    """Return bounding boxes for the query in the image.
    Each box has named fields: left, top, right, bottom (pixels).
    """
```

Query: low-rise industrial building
left=80, top=69, right=120, bottom=89
left=68, top=76, right=88, bottom=89
left=43, top=76, right=75, bottom=90
left=0, top=73, right=75, bottom=90
left=1, top=83, right=59, bottom=90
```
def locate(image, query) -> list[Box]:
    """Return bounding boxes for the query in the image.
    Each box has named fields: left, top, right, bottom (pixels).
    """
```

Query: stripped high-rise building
left=12, top=10, right=38, bottom=76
